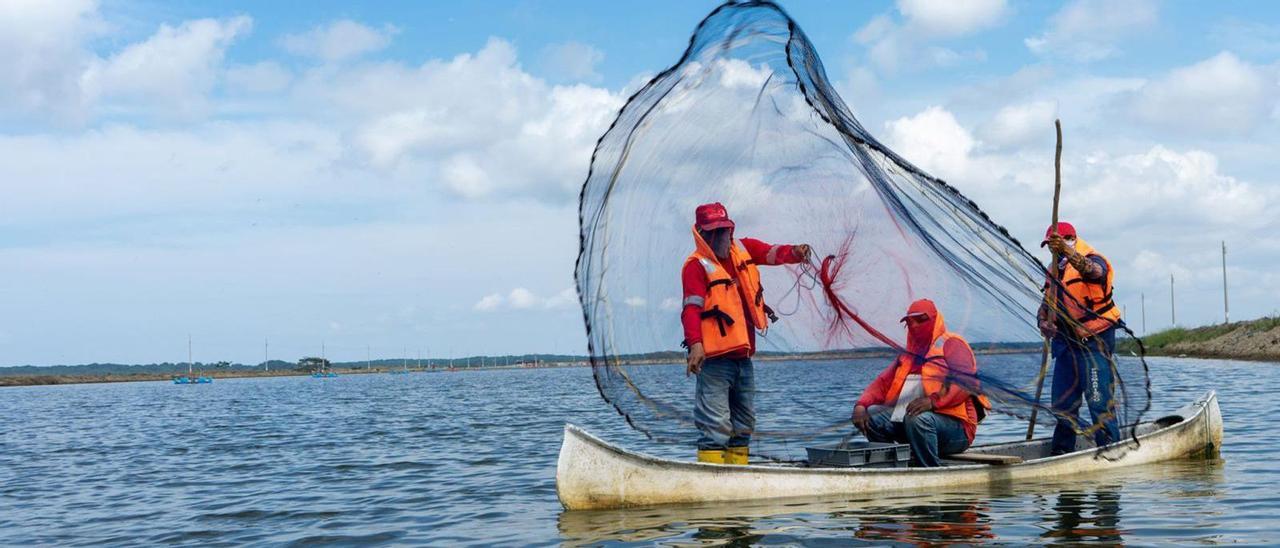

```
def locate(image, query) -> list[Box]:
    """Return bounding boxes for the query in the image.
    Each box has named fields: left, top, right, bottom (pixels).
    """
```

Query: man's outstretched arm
left=740, top=238, right=811, bottom=266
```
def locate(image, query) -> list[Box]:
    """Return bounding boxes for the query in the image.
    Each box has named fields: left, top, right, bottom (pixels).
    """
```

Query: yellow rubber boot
left=697, top=449, right=726, bottom=464
left=726, top=446, right=749, bottom=465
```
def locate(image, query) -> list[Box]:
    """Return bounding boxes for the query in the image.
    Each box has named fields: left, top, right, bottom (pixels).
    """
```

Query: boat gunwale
left=563, top=390, right=1216, bottom=476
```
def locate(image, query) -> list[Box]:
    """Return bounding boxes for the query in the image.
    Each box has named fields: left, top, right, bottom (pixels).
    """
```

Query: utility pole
left=1222, top=241, right=1230, bottom=324
left=1170, top=274, right=1176, bottom=327
left=264, top=337, right=269, bottom=372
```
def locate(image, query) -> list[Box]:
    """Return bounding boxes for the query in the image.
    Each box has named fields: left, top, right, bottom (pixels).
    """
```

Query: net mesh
left=575, top=0, right=1149, bottom=461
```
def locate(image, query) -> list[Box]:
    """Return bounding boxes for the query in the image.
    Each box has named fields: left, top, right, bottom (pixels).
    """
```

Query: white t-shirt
left=890, top=374, right=924, bottom=423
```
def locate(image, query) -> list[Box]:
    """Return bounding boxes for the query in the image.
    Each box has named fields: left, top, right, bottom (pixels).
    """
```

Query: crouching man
left=851, top=299, right=989, bottom=467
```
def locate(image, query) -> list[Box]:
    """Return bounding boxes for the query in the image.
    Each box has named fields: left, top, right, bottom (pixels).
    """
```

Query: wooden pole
left=1222, top=241, right=1229, bottom=324
left=1026, top=119, right=1063, bottom=440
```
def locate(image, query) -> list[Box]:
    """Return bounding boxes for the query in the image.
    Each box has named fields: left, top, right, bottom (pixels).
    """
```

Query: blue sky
left=2, top=0, right=1278, bottom=366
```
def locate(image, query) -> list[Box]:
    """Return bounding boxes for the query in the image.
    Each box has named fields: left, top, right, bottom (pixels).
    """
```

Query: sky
left=2, top=0, right=1279, bottom=366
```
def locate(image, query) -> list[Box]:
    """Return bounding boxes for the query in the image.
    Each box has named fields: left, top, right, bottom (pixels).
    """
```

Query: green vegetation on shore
left=1131, top=316, right=1280, bottom=361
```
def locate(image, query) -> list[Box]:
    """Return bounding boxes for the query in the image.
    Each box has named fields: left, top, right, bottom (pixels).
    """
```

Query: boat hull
left=556, top=391, right=1222, bottom=510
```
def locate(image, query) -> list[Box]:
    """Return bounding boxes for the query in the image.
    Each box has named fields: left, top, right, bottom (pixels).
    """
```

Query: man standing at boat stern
left=1039, top=222, right=1123, bottom=455
left=681, top=202, right=811, bottom=465
left=852, top=299, right=990, bottom=467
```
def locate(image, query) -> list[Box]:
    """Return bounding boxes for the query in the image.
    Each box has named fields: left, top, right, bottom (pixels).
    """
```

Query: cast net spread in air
left=575, top=0, right=1150, bottom=461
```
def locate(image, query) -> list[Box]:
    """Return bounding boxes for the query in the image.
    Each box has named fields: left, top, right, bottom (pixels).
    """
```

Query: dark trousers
left=1050, top=327, right=1121, bottom=454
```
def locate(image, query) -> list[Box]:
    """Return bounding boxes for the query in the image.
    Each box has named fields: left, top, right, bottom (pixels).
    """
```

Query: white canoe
left=557, top=390, right=1223, bottom=510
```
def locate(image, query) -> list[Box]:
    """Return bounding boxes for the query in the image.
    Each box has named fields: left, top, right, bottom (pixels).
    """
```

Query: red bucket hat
left=1040, top=222, right=1077, bottom=247
left=695, top=202, right=735, bottom=231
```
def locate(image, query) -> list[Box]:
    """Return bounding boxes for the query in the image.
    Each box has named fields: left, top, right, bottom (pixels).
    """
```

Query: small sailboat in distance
left=174, top=335, right=213, bottom=384
left=311, top=341, right=338, bottom=378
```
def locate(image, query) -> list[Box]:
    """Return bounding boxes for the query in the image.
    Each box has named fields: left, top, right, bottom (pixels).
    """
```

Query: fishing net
left=575, top=0, right=1150, bottom=461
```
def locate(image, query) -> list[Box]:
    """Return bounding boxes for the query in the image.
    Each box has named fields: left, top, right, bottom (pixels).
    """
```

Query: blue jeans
left=694, top=356, right=754, bottom=449
left=1050, top=327, right=1121, bottom=454
left=861, top=405, right=970, bottom=467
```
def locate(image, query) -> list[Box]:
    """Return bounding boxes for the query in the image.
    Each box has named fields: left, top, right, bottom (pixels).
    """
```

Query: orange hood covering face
left=691, top=225, right=734, bottom=261
left=903, top=299, right=946, bottom=357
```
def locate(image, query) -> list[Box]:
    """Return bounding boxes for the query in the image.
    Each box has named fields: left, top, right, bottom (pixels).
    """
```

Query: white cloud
left=881, top=105, right=1274, bottom=252
left=718, top=169, right=774, bottom=226
left=225, top=61, right=292, bottom=94
left=884, top=106, right=976, bottom=182
left=538, top=41, right=604, bottom=82
left=717, top=59, right=772, bottom=90
left=623, top=297, right=647, bottom=308
left=81, top=16, right=251, bottom=118
left=0, top=0, right=100, bottom=121
left=1074, top=145, right=1270, bottom=231
left=280, top=20, right=396, bottom=62
left=0, top=121, right=346, bottom=225
left=508, top=287, right=540, bottom=309
left=854, top=14, right=895, bottom=44
left=1026, top=0, right=1156, bottom=62
left=896, top=0, right=1007, bottom=37
left=854, top=0, right=1004, bottom=73
left=1128, top=52, right=1274, bottom=136
left=979, top=100, right=1058, bottom=149
left=473, top=293, right=503, bottom=311
left=545, top=288, right=578, bottom=309
left=1, top=5, right=261, bottom=123
left=340, top=39, right=624, bottom=201
left=473, top=287, right=578, bottom=312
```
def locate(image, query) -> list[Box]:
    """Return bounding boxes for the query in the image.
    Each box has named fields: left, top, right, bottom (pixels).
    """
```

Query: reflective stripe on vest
left=882, top=333, right=990, bottom=428
left=685, top=226, right=769, bottom=358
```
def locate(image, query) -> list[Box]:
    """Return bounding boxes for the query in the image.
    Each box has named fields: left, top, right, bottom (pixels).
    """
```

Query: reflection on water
left=848, top=500, right=995, bottom=545
left=558, top=457, right=1227, bottom=546
left=1043, top=487, right=1122, bottom=545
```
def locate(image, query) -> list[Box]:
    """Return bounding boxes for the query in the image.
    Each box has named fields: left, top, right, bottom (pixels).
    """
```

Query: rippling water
left=0, top=356, right=1272, bottom=545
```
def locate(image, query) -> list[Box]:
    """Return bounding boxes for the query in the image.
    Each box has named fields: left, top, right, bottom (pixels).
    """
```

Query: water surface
left=0, top=356, right=1270, bottom=545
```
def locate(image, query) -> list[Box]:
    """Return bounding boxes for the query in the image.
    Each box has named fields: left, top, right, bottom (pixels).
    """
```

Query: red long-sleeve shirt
left=681, top=238, right=803, bottom=357
left=856, top=338, right=979, bottom=442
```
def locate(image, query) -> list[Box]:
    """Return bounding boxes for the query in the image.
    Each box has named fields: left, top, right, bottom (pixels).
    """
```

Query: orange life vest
left=684, top=226, right=769, bottom=358
left=883, top=332, right=991, bottom=428
left=1051, top=238, right=1121, bottom=339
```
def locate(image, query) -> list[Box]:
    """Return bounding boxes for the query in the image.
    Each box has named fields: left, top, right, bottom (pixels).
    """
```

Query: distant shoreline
left=0, top=345, right=1045, bottom=388
left=0, top=365, right=579, bottom=388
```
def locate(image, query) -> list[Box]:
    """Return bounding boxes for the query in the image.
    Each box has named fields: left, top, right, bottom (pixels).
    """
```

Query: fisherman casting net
left=575, top=1, right=1150, bottom=461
